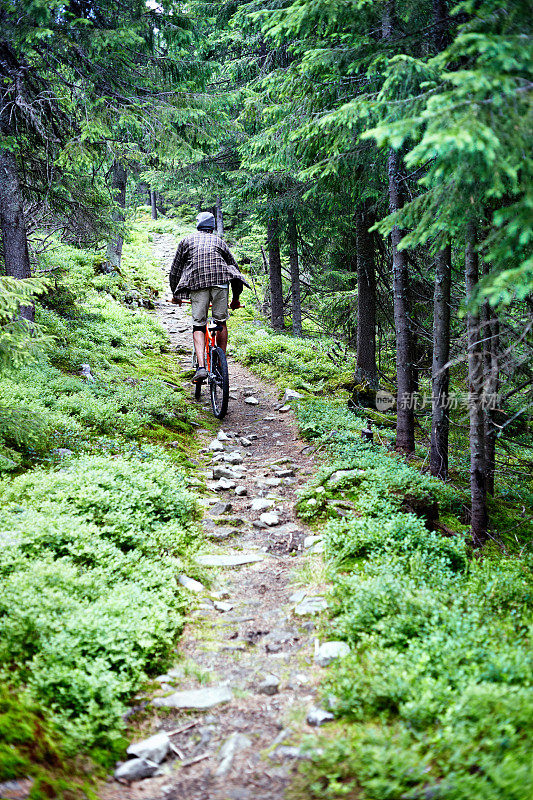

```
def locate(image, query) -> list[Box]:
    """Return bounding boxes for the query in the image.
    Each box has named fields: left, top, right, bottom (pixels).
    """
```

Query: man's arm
left=230, top=278, right=243, bottom=310
left=220, top=241, right=243, bottom=308
left=169, top=240, right=185, bottom=294
left=219, top=239, right=238, bottom=268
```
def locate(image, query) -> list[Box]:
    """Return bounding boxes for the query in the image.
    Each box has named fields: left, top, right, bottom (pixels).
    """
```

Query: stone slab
left=197, top=553, right=264, bottom=567
left=127, top=732, right=170, bottom=763
left=153, top=685, right=233, bottom=709
left=314, top=641, right=350, bottom=667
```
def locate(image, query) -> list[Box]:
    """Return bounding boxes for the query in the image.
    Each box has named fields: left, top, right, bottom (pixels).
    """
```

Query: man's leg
left=216, top=321, right=228, bottom=352
left=211, top=287, right=229, bottom=352
left=193, top=329, right=207, bottom=366
left=190, top=289, right=209, bottom=381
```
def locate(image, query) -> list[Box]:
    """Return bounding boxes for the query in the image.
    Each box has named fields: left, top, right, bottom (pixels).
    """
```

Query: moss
left=0, top=687, right=92, bottom=798
left=0, top=218, right=200, bottom=790
left=358, top=408, right=396, bottom=429
left=128, top=352, right=185, bottom=382
left=440, top=513, right=468, bottom=535
left=141, top=421, right=193, bottom=440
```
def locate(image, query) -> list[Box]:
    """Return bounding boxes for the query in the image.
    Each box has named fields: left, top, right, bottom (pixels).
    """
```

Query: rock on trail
left=314, top=640, right=350, bottom=667
left=126, top=732, right=171, bottom=762
left=153, top=686, right=233, bottom=709
left=196, top=553, right=264, bottom=567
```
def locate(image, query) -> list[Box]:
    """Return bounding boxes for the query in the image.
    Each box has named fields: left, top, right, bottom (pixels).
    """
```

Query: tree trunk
left=482, top=263, right=499, bottom=496
left=267, top=216, right=284, bottom=330
left=156, top=193, right=166, bottom=215
left=465, top=220, right=488, bottom=545
left=216, top=195, right=224, bottom=236
left=427, top=5, right=452, bottom=477
left=0, top=147, right=34, bottom=321
left=287, top=210, right=302, bottom=336
left=150, top=189, right=157, bottom=220
left=382, top=0, right=394, bottom=38
left=430, top=244, right=451, bottom=479
left=355, top=206, right=377, bottom=388
left=411, top=328, right=420, bottom=394
left=383, top=1, right=415, bottom=454
left=260, top=246, right=270, bottom=314
left=105, top=160, right=127, bottom=273
left=432, top=0, right=450, bottom=51
left=388, top=148, right=415, bottom=454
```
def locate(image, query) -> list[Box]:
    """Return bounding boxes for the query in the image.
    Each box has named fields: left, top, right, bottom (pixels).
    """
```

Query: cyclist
left=170, top=211, right=247, bottom=383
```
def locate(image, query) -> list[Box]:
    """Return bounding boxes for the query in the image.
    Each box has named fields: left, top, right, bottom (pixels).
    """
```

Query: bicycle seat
left=207, top=320, right=224, bottom=333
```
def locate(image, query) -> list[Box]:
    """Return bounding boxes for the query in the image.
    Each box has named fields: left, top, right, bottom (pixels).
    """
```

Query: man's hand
left=230, top=298, right=242, bottom=310
left=171, top=297, right=182, bottom=306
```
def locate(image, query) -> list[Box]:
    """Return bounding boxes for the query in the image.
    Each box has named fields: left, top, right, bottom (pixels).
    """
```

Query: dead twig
left=169, top=742, right=185, bottom=760
left=181, top=752, right=211, bottom=768
left=167, top=721, right=198, bottom=737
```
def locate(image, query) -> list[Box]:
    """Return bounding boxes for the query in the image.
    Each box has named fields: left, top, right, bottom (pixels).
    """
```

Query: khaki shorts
left=190, top=286, right=229, bottom=327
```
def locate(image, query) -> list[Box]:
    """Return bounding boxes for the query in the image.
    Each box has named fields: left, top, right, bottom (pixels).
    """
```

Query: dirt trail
left=101, top=233, right=329, bottom=800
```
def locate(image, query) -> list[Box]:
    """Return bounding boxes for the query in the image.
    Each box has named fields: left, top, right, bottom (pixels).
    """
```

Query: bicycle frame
left=204, top=322, right=219, bottom=373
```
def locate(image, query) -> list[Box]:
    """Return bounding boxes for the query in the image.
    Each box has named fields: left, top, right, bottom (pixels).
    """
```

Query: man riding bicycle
left=169, top=211, right=247, bottom=383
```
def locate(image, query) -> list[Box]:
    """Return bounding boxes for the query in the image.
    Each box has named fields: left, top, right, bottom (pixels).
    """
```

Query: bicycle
left=193, top=319, right=230, bottom=419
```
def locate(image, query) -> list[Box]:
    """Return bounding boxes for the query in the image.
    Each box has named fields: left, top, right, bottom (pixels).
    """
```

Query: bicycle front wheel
left=210, top=346, right=229, bottom=419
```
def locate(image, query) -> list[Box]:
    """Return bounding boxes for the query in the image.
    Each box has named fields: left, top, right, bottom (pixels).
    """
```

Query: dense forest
left=0, top=1, right=531, bottom=799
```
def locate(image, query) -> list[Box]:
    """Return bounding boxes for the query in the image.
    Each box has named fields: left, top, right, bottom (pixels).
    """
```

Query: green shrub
left=296, top=692, right=532, bottom=800
left=0, top=223, right=201, bottom=772
left=296, top=550, right=533, bottom=799
left=38, top=215, right=165, bottom=307
left=325, top=514, right=467, bottom=571
left=0, top=454, right=199, bottom=755
left=0, top=293, right=192, bottom=471
left=290, top=399, right=532, bottom=800
left=38, top=295, right=168, bottom=372
left=174, top=203, right=197, bottom=223
left=230, top=323, right=354, bottom=392
left=2, top=454, right=199, bottom=542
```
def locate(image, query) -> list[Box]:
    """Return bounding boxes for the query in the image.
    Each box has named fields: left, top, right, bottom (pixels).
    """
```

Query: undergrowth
left=0, top=213, right=200, bottom=796
left=0, top=456, right=200, bottom=758
left=226, top=315, right=532, bottom=800
left=229, top=316, right=355, bottom=393
left=1, top=215, right=192, bottom=473
left=230, top=308, right=532, bottom=550
left=289, top=398, right=532, bottom=800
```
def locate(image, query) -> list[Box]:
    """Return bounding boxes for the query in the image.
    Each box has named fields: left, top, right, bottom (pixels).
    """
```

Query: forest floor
left=99, top=232, right=331, bottom=800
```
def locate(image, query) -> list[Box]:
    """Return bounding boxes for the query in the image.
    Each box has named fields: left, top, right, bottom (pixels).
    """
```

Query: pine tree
left=0, top=0, right=197, bottom=280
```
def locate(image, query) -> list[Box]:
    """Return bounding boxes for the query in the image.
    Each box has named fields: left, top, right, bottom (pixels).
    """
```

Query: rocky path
left=101, top=233, right=340, bottom=800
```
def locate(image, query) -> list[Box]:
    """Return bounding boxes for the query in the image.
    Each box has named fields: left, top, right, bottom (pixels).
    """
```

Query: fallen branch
left=169, top=742, right=185, bottom=760
left=181, top=752, right=211, bottom=768
left=167, top=721, right=198, bottom=737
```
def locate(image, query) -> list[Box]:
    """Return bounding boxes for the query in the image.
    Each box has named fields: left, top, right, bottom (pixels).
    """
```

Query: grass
left=2, top=210, right=530, bottom=798
left=224, top=315, right=532, bottom=800
left=290, top=400, right=532, bottom=800
left=0, top=212, right=202, bottom=796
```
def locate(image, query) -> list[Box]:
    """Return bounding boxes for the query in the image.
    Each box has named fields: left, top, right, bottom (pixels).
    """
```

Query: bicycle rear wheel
left=210, top=346, right=229, bottom=419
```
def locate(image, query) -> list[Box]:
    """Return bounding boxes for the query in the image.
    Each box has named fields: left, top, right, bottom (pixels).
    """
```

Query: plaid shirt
left=169, top=231, right=248, bottom=298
